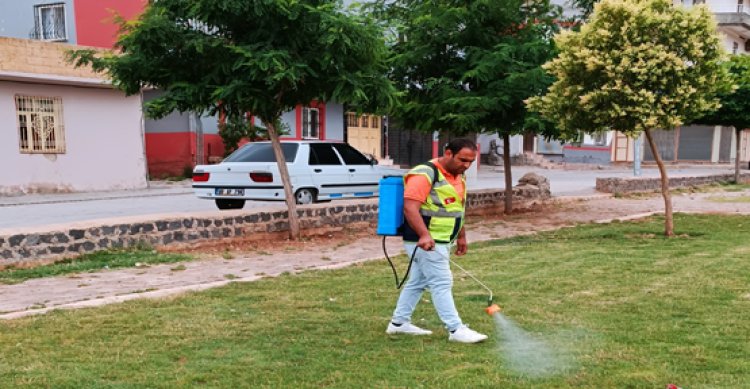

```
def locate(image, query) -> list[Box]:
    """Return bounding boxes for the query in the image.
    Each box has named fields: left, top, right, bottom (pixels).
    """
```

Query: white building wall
left=718, top=28, right=745, bottom=54
left=705, top=0, right=745, bottom=13
left=678, top=0, right=744, bottom=13
left=0, top=81, right=147, bottom=195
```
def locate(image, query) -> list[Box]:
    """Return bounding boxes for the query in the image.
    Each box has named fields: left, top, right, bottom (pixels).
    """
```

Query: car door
left=308, top=143, right=350, bottom=200
left=332, top=143, right=381, bottom=197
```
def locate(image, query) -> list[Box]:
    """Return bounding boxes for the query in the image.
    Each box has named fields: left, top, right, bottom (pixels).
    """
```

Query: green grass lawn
left=0, top=248, right=192, bottom=284
left=1, top=214, right=748, bottom=388
left=708, top=196, right=750, bottom=203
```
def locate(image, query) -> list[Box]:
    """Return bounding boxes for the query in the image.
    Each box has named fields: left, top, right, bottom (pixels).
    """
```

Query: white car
left=192, top=141, right=404, bottom=209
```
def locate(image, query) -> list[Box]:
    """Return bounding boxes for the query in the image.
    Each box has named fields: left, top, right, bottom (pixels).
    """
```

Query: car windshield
left=224, top=143, right=298, bottom=163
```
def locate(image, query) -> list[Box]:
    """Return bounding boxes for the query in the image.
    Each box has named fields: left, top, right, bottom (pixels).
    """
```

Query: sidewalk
left=0, top=180, right=192, bottom=207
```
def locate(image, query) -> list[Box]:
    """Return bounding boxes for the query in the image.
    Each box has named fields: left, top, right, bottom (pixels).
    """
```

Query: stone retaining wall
left=0, top=185, right=550, bottom=267
left=596, top=173, right=750, bottom=194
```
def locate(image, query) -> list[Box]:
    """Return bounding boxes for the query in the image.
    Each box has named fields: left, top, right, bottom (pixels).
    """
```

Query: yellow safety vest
left=402, top=161, right=466, bottom=243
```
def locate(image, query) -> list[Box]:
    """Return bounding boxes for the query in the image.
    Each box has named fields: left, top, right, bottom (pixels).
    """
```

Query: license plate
left=215, top=188, right=244, bottom=196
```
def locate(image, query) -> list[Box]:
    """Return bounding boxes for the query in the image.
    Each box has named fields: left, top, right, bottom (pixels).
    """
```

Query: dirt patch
left=160, top=223, right=376, bottom=257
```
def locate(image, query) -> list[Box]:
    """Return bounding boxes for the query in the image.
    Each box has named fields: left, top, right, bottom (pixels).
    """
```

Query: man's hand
left=454, top=236, right=468, bottom=256
left=417, top=234, right=435, bottom=251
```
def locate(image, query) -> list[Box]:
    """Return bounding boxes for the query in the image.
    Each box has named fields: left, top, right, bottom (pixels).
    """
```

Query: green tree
left=368, top=0, right=560, bottom=213
left=528, top=0, right=731, bottom=236
left=69, top=0, right=395, bottom=239
left=692, top=55, right=750, bottom=184
left=569, top=0, right=598, bottom=20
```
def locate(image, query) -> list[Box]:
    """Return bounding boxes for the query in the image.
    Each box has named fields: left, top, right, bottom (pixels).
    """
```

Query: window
left=302, top=107, right=320, bottom=139
left=224, top=143, right=298, bottom=162
left=33, top=3, right=67, bottom=41
left=15, top=95, right=66, bottom=154
left=346, top=112, right=359, bottom=127
left=592, top=132, right=608, bottom=146
left=360, top=115, right=369, bottom=128
left=371, top=116, right=380, bottom=129
left=733, top=41, right=740, bottom=55
left=309, top=143, right=341, bottom=165
left=332, top=143, right=371, bottom=165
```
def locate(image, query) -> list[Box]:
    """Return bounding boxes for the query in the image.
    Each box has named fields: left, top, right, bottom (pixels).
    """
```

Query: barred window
left=33, top=3, right=67, bottom=41
left=15, top=95, right=66, bottom=154
left=302, top=107, right=319, bottom=139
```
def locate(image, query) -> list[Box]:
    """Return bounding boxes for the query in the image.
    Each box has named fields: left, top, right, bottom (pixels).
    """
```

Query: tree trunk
left=503, top=133, right=513, bottom=214
left=266, top=121, right=301, bottom=240
left=194, top=113, right=204, bottom=166
left=735, top=127, right=742, bottom=184
left=644, top=129, right=674, bottom=237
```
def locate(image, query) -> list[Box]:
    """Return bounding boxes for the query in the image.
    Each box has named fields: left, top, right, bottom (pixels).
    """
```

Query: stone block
left=9, top=235, right=25, bottom=247
left=25, top=234, right=40, bottom=246
left=68, top=230, right=86, bottom=240
left=54, top=233, right=70, bottom=244
left=49, top=246, right=66, bottom=254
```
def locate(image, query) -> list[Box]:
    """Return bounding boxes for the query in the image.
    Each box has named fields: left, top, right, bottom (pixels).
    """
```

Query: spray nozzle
left=485, top=303, right=501, bottom=316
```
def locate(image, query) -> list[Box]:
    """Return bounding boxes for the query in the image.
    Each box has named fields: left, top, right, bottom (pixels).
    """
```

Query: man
left=386, top=138, right=488, bottom=343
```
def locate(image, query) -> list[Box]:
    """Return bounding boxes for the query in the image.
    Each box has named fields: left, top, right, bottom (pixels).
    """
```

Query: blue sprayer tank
left=377, top=176, right=404, bottom=236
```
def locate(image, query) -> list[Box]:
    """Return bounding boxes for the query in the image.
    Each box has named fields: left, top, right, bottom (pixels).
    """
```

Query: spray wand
left=433, top=249, right=502, bottom=316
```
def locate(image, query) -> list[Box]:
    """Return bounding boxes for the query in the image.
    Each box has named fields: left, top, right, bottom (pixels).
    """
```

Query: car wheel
left=215, top=199, right=246, bottom=210
left=295, top=188, right=316, bottom=205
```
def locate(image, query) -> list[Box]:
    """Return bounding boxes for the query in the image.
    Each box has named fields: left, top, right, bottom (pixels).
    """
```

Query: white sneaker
left=386, top=322, right=433, bottom=336
left=448, top=324, right=488, bottom=343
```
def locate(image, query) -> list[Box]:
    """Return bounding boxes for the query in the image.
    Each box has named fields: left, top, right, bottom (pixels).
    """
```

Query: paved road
left=0, top=184, right=284, bottom=231
left=0, top=164, right=738, bottom=231
left=473, top=164, right=736, bottom=196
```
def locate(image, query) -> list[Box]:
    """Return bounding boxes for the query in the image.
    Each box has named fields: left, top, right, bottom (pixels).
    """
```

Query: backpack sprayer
left=376, top=175, right=501, bottom=316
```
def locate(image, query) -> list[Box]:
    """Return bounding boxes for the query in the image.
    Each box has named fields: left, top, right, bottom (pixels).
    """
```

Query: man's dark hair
left=445, top=138, right=477, bottom=155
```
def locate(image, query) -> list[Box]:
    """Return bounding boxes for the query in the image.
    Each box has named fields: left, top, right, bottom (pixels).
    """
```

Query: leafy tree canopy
left=693, top=55, right=750, bottom=130
left=569, top=0, right=598, bottom=20
left=70, top=0, right=395, bottom=123
left=528, top=0, right=731, bottom=138
left=367, top=0, right=561, bottom=137
left=70, top=0, right=397, bottom=240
